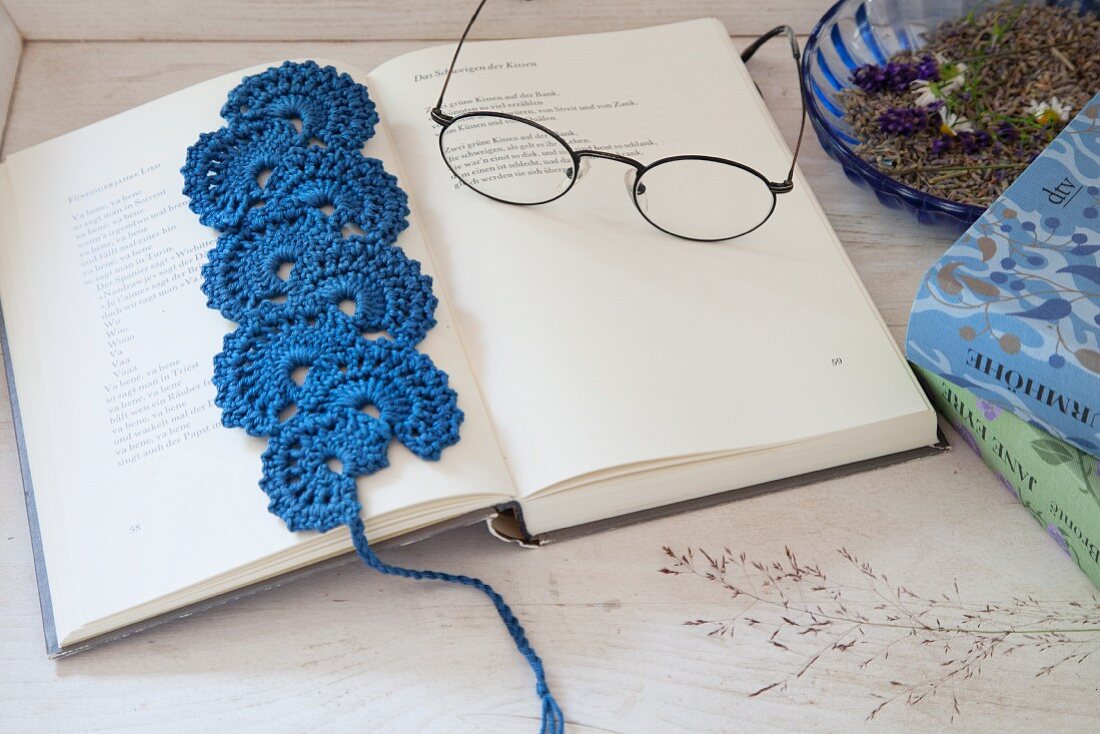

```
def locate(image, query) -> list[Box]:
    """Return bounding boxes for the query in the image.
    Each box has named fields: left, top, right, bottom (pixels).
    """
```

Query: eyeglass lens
left=440, top=115, right=576, bottom=205
left=633, top=159, right=777, bottom=240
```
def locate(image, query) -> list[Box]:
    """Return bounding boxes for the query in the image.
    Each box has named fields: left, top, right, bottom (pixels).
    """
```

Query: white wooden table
left=2, top=2, right=1098, bottom=732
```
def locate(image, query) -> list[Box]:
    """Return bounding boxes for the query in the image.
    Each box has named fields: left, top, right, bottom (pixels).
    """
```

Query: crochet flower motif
left=180, top=119, right=298, bottom=230
left=252, top=145, right=411, bottom=242
left=183, top=134, right=410, bottom=245
left=259, top=334, right=463, bottom=532
left=213, top=308, right=460, bottom=449
left=202, top=212, right=437, bottom=344
left=221, top=59, right=379, bottom=149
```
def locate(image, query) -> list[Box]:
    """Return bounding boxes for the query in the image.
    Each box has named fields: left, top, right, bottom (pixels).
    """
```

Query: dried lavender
left=877, top=106, right=930, bottom=136
left=840, top=2, right=1100, bottom=207
left=853, top=55, right=939, bottom=94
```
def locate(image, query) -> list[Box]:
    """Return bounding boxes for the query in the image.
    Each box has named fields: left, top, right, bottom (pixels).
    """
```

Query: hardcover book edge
left=490, top=436, right=950, bottom=546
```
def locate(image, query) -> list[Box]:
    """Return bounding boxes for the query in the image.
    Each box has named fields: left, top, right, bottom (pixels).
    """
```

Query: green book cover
left=913, top=364, right=1100, bottom=588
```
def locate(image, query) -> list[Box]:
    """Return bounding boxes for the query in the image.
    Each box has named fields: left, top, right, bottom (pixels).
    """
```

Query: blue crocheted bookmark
left=181, top=60, right=564, bottom=733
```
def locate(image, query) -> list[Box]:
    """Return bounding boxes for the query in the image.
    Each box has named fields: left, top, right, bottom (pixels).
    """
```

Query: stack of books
left=907, top=91, right=1100, bottom=587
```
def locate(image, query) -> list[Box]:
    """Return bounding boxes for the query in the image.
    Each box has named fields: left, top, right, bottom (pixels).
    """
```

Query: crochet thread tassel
left=347, top=515, right=565, bottom=733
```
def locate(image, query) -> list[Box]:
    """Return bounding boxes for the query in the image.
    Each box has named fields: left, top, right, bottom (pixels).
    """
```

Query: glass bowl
left=803, top=0, right=1100, bottom=228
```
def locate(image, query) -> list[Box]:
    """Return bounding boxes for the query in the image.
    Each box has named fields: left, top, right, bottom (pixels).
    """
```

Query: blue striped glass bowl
left=803, top=0, right=1100, bottom=228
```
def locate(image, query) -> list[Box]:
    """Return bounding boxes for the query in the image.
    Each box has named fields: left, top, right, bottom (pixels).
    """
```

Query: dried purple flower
left=885, top=61, right=914, bottom=93
left=996, top=120, right=1020, bottom=143
left=852, top=56, right=938, bottom=94
left=931, top=135, right=955, bottom=156
left=852, top=63, right=889, bottom=93
left=956, top=130, right=993, bottom=154
left=877, top=106, right=930, bottom=136
left=1029, top=131, right=1052, bottom=148
left=915, top=54, right=940, bottom=81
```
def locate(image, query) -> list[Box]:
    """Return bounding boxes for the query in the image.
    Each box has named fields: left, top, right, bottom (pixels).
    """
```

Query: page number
left=129, top=523, right=142, bottom=534
left=831, top=357, right=844, bottom=366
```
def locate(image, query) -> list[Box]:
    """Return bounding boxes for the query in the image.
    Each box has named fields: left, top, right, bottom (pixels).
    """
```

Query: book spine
left=907, top=291, right=1100, bottom=457
left=913, top=364, right=1100, bottom=589
left=906, top=92, right=1100, bottom=458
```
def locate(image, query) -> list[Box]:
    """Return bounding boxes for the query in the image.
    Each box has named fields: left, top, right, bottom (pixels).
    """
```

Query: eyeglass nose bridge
left=574, top=149, right=645, bottom=172
left=571, top=148, right=645, bottom=200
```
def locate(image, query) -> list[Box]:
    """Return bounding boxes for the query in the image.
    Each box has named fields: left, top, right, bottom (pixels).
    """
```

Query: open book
left=0, top=18, right=940, bottom=655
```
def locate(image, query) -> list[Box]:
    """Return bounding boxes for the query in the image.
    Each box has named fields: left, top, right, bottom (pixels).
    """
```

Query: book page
left=366, top=18, right=934, bottom=497
left=0, top=62, right=512, bottom=644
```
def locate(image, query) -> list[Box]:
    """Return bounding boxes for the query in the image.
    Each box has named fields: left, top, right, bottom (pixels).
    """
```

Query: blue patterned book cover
left=908, top=92, right=1100, bottom=457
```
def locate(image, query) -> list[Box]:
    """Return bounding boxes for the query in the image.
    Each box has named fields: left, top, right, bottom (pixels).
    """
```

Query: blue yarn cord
left=347, top=515, right=565, bottom=734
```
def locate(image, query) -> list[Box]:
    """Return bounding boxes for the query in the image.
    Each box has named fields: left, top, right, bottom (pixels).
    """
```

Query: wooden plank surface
left=2, top=21, right=1099, bottom=734
left=0, top=1, right=828, bottom=41
left=0, top=3, right=19, bottom=148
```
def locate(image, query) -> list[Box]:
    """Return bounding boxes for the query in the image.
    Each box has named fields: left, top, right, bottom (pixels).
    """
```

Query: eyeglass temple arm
left=740, top=25, right=808, bottom=193
left=432, top=0, right=494, bottom=125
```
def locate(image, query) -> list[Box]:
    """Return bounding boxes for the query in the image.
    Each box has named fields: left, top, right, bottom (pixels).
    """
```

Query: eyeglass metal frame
left=429, top=0, right=808, bottom=242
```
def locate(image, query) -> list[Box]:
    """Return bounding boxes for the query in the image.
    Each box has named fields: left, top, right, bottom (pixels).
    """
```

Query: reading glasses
left=430, top=0, right=808, bottom=242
